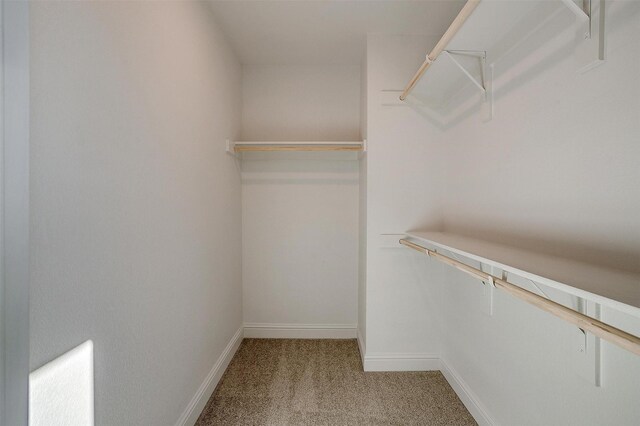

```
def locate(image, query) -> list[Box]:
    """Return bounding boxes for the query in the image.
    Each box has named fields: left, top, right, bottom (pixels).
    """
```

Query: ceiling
left=208, top=0, right=466, bottom=65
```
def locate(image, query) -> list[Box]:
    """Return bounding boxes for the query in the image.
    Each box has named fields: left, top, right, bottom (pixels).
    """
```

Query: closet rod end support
left=226, top=139, right=239, bottom=158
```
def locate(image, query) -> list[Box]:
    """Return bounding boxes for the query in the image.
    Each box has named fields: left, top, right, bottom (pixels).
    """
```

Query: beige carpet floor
left=195, top=339, right=476, bottom=426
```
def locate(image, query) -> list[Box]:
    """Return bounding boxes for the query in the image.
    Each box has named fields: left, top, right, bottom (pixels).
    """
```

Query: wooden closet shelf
left=405, top=231, right=640, bottom=314
left=234, top=144, right=363, bottom=152
left=399, top=236, right=640, bottom=357
left=400, top=0, right=600, bottom=118
left=227, top=141, right=366, bottom=156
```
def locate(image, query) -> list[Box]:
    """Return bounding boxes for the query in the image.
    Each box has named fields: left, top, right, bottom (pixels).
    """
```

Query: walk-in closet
left=3, top=1, right=639, bottom=425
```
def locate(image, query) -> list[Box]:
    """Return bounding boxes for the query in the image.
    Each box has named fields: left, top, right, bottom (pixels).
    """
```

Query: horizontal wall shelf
left=227, top=140, right=366, bottom=159
left=400, top=233, right=640, bottom=357
left=401, top=0, right=604, bottom=120
left=405, top=231, right=640, bottom=316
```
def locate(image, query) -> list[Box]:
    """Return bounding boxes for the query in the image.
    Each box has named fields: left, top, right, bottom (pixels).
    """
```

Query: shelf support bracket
left=561, top=0, right=592, bottom=38
left=575, top=0, right=606, bottom=73
left=481, top=264, right=496, bottom=316
left=576, top=297, right=588, bottom=353
left=561, top=0, right=600, bottom=42
left=560, top=0, right=590, bottom=22
left=444, top=50, right=493, bottom=121
left=574, top=299, right=603, bottom=387
left=358, top=139, right=367, bottom=159
left=443, top=51, right=487, bottom=98
left=225, top=139, right=234, bottom=154
left=593, top=303, right=603, bottom=387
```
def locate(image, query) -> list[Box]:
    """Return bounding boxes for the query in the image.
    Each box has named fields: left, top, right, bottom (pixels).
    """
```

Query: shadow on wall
left=239, top=153, right=360, bottom=185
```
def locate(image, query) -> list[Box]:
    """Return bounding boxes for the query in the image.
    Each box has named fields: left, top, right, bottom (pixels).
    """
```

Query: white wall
left=3, top=2, right=31, bottom=424
left=431, top=2, right=640, bottom=424
left=29, top=2, right=242, bottom=425
left=362, top=34, right=445, bottom=363
left=442, top=3, right=640, bottom=274
left=241, top=65, right=361, bottom=141
left=241, top=65, right=360, bottom=335
left=358, top=55, right=368, bottom=349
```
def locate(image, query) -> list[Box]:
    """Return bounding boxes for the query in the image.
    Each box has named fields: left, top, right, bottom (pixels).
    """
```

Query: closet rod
left=234, top=144, right=362, bottom=152
left=399, top=0, right=481, bottom=101
left=399, top=239, right=640, bottom=357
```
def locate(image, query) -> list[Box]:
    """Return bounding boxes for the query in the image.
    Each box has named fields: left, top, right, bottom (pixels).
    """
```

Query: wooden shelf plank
left=404, top=0, right=583, bottom=108
left=234, top=144, right=363, bottom=153
left=232, top=141, right=364, bottom=154
left=400, top=238, right=640, bottom=356
left=444, top=0, right=561, bottom=58
left=234, top=141, right=363, bottom=145
left=406, top=231, right=640, bottom=316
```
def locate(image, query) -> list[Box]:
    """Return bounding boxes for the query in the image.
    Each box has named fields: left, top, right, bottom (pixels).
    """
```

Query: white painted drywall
left=241, top=157, right=360, bottom=331
left=241, top=65, right=361, bottom=141
left=240, top=65, right=360, bottom=333
left=358, top=55, right=368, bottom=349
left=209, top=0, right=465, bottom=65
left=3, top=1, right=30, bottom=424
left=417, top=1, right=640, bottom=424
left=362, top=34, right=445, bottom=360
left=29, top=2, right=242, bottom=425
left=442, top=3, right=640, bottom=275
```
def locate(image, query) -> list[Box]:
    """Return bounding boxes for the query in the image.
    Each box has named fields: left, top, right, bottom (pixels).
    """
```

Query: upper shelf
left=441, top=0, right=566, bottom=57
left=405, top=231, right=640, bottom=316
left=401, top=0, right=602, bottom=118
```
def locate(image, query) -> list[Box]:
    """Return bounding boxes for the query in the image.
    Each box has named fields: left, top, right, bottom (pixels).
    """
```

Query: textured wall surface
left=29, top=2, right=243, bottom=424
left=240, top=65, right=361, bottom=331
left=433, top=2, right=640, bottom=424
left=363, top=34, right=445, bottom=357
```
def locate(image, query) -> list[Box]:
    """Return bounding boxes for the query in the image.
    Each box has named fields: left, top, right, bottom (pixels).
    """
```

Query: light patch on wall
left=29, top=340, right=94, bottom=426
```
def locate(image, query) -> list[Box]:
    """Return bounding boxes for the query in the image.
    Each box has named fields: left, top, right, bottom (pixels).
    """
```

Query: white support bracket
left=560, top=0, right=591, bottom=26
left=576, top=296, right=588, bottom=354
left=358, top=139, right=368, bottom=160
left=424, top=53, right=434, bottom=65
left=561, top=0, right=594, bottom=41
left=443, top=50, right=487, bottom=98
left=443, top=50, right=493, bottom=121
left=561, top=0, right=607, bottom=73
left=225, top=139, right=238, bottom=157
left=576, top=0, right=606, bottom=72
left=524, top=278, right=591, bottom=353
left=481, top=264, right=497, bottom=317
left=593, top=303, right=603, bottom=387
left=573, top=299, right=603, bottom=387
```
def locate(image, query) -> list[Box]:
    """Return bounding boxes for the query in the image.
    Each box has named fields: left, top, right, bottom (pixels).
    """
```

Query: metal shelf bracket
left=225, top=139, right=236, bottom=157
left=560, top=0, right=591, bottom=38
left=443, top=50, right=493, bottom=121
left=443, top=50, right=487, bottom=98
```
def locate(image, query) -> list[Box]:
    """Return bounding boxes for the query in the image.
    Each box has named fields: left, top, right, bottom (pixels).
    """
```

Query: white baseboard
left=440, top=358, right=495, bottom=426
left=362, top=353, right=441, bottom=372
left=175, top=326, right=243, bottom=426
left=243, top=323, right=357, bottom=339
left=356, top=329, right=366, bottom=366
